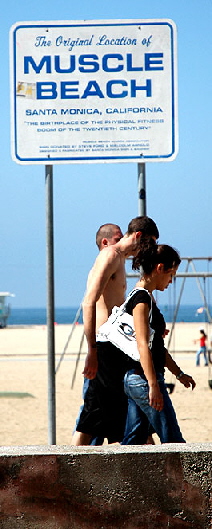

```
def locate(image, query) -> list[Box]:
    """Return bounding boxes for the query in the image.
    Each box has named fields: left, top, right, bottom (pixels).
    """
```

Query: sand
left=0, top=323, right=211, bottom=446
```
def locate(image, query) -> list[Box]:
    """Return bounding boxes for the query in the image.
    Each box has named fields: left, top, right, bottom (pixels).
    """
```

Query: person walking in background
left=195, top=329, right=208, bottom=366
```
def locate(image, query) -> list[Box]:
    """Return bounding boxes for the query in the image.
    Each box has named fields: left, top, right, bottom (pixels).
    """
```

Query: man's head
left=96, top=223, right=123, bottom=250
left=127, top=216, right=159, bottom=240
left=125, top=216, right=159, bottom=263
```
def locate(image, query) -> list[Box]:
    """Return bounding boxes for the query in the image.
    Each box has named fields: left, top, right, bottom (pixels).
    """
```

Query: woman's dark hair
left=132, top=239, right=181, bottom=274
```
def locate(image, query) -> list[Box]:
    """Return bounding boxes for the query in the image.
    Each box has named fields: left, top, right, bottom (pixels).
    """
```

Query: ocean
left=6, top=305, right=212, bottom=326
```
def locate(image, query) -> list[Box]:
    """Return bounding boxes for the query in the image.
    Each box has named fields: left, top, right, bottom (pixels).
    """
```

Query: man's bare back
left=87, top=246, right=126, bottom=331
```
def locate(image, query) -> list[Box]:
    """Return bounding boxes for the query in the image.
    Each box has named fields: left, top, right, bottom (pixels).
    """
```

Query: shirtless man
left=72, top=216, right=159, bottom=445
left=88, top=223, right=125, bottom=340
left=73, top=223, right=123, bottom=444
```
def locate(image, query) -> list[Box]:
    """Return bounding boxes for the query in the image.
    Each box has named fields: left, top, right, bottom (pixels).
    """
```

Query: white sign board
left=10, top=19, right=178, bottom=164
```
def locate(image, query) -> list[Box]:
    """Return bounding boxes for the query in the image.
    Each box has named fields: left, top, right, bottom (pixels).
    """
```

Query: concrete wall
left=0, top=443, right=211, bottom=529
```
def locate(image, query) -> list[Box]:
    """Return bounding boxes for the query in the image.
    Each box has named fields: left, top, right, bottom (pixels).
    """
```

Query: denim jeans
left=124, top=370, right=185, bottom=444
left=76, top=379, right=149, bottom=445
left=196, top=346, right=208, bottom=366
left=121, top=397, right=150, bottom=444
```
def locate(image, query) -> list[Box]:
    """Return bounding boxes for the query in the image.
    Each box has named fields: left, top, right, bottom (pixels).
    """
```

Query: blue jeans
left=124, top=370, right=185, bottom=444
left=196, top=346, right=208, bottom=366
left=74, top=378, right=104, bottom=446
left=76, top=380, right=149, bottom=445
left=121, top=397, right=150, bottom=445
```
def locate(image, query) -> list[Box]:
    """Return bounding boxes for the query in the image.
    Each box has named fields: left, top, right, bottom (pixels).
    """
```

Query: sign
left=10, top=19, right=178, bottom=164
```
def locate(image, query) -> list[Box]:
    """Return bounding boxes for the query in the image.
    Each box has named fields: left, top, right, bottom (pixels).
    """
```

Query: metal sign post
left=45, top=165, right=56, bottom=445
left=138, top=163, right=146, bottom=216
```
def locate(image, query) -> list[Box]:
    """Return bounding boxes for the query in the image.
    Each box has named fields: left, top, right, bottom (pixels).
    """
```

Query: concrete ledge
left=0, top=443, right=212, bottom=528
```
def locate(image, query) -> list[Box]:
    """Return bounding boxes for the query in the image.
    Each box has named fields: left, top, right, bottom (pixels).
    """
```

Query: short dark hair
left=96, top=223, right=121, bottom=249
left=127, top=216, right=159, bottom=239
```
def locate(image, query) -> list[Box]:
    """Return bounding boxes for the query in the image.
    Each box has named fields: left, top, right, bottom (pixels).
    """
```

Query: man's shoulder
left=97, top=245, right=122, bottom=263
left=88, top=247, right=123, bottom=281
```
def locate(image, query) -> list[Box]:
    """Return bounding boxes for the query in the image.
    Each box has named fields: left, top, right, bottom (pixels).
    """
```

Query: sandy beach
left=0, top=323, right=211, bottom=446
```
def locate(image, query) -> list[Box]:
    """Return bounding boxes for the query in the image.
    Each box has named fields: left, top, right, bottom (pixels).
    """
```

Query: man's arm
left=82, top=248, right=120, bottom=379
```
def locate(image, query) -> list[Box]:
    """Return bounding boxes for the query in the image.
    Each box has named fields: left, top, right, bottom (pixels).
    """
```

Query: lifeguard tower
left=0, top=292, right=15, bottom=328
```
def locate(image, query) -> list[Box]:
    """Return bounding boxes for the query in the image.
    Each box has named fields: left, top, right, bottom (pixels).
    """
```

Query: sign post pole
left=138, top=163, right=146, bottom=216
left=45, top=164, right=56, bottom=445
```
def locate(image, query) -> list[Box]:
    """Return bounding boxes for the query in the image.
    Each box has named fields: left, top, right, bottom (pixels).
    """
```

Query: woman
left=195, top=329, right=208, bottom=366
left=123, top=241, right=196, bottom=443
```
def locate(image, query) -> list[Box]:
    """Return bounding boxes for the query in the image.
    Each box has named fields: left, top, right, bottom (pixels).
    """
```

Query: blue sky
left=1, top=0, right=212, bottom=309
